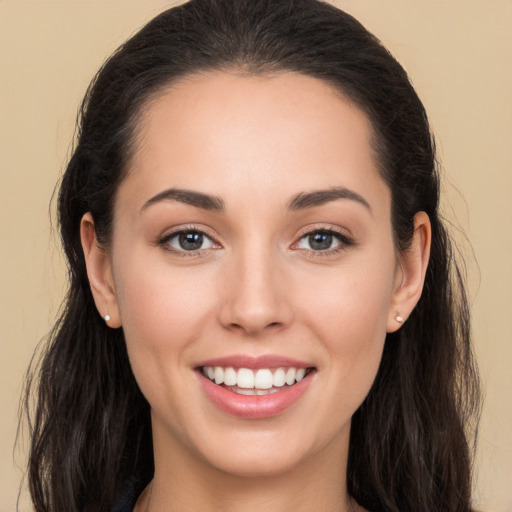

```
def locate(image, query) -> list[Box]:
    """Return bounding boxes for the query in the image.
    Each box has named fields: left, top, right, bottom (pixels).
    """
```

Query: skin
left=81, top=71, right=431, bottom=512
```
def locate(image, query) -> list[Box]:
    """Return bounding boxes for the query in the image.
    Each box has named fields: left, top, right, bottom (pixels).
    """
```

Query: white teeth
left=236, top=388, right=257, bottom=395
left=202, top=365, right=310, bottom=390
left=285, top=368, right=296, bottom=385
left=272, top=368, right=286, bottom=387
left=237, top=368, right=255, bottom=389
left=224, top=367, right=237, bottom=386
left=214, top=366, right=224, bottom=385
left=230, top=388, right=282, bottom=396
left=254, top=369, right=273, bottom=389
left=295, top=368, right=306, bottom=382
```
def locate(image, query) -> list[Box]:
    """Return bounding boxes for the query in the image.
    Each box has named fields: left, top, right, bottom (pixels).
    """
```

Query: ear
left=387, top=211, right=431, bottom=333
left=80, top=212, right=121, bottom=328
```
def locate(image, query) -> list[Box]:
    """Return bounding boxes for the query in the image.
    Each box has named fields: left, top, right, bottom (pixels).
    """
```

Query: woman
left=23, top=0, right=480, bottom=511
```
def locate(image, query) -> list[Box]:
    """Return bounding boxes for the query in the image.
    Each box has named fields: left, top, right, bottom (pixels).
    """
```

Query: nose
left=217, top=248, right=294, bottom=336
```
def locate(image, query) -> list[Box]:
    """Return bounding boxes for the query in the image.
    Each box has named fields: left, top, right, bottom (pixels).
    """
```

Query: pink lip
left=195, top=354, right=312, bottom=370
left=196, top=367, right=315, bottom=420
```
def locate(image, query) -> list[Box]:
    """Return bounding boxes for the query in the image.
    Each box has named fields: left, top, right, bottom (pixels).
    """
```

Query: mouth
left=195, top=355, right=316, bottom=418
left=199, top=365, right=316, bottom=396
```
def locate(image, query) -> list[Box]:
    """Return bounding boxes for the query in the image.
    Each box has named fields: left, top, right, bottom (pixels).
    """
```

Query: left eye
left=164, top=231, right=215, bottom=252
left=296, top=231, right=344, bottom=251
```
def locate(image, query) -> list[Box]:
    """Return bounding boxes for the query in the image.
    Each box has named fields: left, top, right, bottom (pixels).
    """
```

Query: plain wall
left=1, top=1, right=510, bottom=510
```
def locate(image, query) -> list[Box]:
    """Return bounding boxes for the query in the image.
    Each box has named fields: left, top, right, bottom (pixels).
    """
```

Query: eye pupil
left=309, top=232, right=332, bottom=250
left=179, top=232, right=203, bottom=250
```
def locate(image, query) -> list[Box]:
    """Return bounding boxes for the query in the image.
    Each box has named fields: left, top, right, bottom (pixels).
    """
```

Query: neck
left=140, top=421, right=361, bottom=512
left=146, top=468, right=357, bottom=512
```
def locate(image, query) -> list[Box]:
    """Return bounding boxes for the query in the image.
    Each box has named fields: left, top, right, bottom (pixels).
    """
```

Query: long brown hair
left=22, top=1, right=480, bottom=510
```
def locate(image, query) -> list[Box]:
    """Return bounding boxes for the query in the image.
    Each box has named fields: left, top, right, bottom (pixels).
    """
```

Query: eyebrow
left=140, top=185, right=371, bottom=215
left=141, top=188, right=225, bottom=213
left=287, top=187, right=372, bottom=213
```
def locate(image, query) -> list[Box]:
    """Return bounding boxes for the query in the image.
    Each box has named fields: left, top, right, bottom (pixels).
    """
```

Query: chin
left=187, top=420, right=350, bottom=480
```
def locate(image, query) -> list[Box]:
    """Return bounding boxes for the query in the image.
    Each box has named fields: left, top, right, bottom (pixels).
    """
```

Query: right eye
left=160, top=229, right=217, bottom=253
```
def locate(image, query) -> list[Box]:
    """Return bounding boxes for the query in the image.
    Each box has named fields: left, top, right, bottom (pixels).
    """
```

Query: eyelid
left=156, top=224, right=354, bottom=258
left=291, top=225, right=355, bottom=255
left=158, top=225, right=222, bottom=256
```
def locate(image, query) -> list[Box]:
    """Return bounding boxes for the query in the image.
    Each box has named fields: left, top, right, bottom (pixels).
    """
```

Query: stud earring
left=395, top=314, right=404, bottom=323
left=104, top=314, right=111, bottom=323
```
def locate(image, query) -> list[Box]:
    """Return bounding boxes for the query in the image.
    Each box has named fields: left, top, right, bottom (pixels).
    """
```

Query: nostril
left=225, top=320, right=284, bottom=335
left=218, top=293, right=294, bottom=334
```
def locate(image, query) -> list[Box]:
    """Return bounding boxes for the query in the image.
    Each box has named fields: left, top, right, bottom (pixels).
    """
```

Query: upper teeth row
left=202, top=366, right=307, bottom=390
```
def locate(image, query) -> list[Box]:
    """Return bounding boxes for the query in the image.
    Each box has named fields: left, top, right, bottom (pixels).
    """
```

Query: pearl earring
left=104, top=314, right=111, bottom=323
left=395, top=314, right=404, bottom=323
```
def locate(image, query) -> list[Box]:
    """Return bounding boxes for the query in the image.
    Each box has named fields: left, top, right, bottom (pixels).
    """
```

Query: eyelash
left=158, top=225, right=355, bottom=257
left=292, top=226, right=355, bottom=257
left=158, top=226, right=220, bottom=257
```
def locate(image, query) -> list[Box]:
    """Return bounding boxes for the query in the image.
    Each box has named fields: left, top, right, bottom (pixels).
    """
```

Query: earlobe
left=387, top=211, right=431, bottom=333
left=80, top=212, right=121, bottom=328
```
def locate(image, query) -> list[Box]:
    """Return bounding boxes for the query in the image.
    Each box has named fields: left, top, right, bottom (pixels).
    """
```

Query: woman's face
left=91, top=71, right=411, bottom=477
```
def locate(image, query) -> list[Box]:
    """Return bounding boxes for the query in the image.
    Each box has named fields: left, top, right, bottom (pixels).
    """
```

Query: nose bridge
left=218, top=237, right=292, bottom=335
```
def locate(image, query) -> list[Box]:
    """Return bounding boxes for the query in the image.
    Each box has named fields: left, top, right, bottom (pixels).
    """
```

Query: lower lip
left=197, top=371, right=314, bottom=419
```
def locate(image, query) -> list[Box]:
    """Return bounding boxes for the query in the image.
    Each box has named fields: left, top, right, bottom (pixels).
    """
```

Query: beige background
left=1, top=1, right=510, bottom=511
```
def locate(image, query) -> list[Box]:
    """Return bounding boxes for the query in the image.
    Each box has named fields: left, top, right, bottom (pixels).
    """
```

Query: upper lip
left=195, top=354, right=314, bottom=370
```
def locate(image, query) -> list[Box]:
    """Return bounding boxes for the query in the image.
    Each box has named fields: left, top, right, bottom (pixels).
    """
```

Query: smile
left=197, top=358, right=316, bottom=418
left=201, top=366, right=311, bottom=395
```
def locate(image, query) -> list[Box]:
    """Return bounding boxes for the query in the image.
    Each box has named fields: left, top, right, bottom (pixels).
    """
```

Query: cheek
left=300, top=254, right=396, bottom=338
left=309, top=284, right=389, bottom=429
left=296, top=254, right=396, bottom=390
left=112, top=253, right=216, bottom=371
left=111, top=258, right=218, bottom=421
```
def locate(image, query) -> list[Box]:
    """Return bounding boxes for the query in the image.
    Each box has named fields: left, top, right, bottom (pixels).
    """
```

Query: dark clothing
left=111, top=477, right=141, bottom=512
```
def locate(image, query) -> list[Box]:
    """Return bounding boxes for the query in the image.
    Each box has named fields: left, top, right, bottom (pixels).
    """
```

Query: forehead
left=122, top=71, right=388, bottom=215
